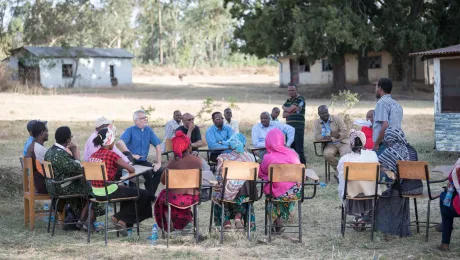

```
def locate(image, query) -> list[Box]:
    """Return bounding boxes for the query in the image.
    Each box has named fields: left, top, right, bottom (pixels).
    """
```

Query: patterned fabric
left=154, top=189, right=199, bottom=231
left=89, top=148, right=121, bottom=188
left=283, top=95, right=306, bottom=128
left=213, top=151, right=255, bottom=201
left=102, top=124, right=116, bottom=146
left=266, top=183, right=302, bottom=221
left=373, top=94, right=403, bottom=142
left=213, top=195, right=256, bottom=230
left=349, top=129, right=366, bottom=147
left=83, top=131, right=129, bottom=163
left=378, top=127, right=410, bottom=173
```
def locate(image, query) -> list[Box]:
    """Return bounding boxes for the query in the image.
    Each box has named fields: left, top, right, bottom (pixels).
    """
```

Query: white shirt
left=225, top=119, right=239, bottom=134
left=34, top=142, right=48, bottom=163
left=161, top=119, right=182, bottom=152
left=251, top=121, right=295, bottom=148
left=337, top=150, right=380, bottom=200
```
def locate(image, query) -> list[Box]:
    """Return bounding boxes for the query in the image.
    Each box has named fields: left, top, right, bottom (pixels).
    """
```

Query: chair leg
left=371, top=199, right=376, bottom=241
left=24, top=198, right=30, bottom=228
left=268, top=202, right=273, bottom=243
left=193, top=205, right=197, bottom=237
left=161, top=213, right=166, bottom=239
left=52, top=198, right=59, bottom=236
left=298, top=201, right=302, bottom=243
left=134, top=201, right=140, bottom=236
left=220, top=203, right=225, bottom=244
left=105, top=203, right=109, bottom=246
left=47, top=198, right=54, bottom=233
left=209, top=201, right=214, bottom=233
left=426, top=199, right=431, bottom=242
left=324, top=161, right=328, bottom=183
left=247, top=203, right=251, bottom=241
left=114, top=203, right=119, bottom=238
left=413, top=198, right=420, bottom=234
left=264, top=200, right=268, bottom=236
left=29, top=198, right=35, bottom=231
left=400, top=198, right=406, bottom=238
left=87, top=202, right=92, bottom=244
left=195, top=205, right=200, bottom=244
left=167, top=204, right=171, bottom=248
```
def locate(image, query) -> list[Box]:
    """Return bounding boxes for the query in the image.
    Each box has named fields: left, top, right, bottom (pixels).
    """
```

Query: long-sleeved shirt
left=205, top=125, right=234, bottom=151
left=313, top=114, right=349, bottom=144
left=224, top=119, right=239, bottom=134
left=251, top=121, right=295, bottom=148
left=84, top=131, right=129, bottom=163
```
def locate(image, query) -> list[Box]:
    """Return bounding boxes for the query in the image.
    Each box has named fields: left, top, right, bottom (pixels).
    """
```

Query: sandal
left=223, top=220, right=232, bottom=230
left=115, top=222, right=129, bottom=237
left=351, top=217, right=366, bottom=232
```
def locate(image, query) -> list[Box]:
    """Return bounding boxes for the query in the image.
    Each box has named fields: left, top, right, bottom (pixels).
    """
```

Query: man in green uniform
left=282, top=83, right=306, bottom=164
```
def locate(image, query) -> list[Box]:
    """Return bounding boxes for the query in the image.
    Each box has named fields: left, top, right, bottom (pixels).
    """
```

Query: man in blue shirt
left=205, top=112, right=234, bottom=162
left=23, top=120, right=47, bottom=156
left=117, top=110, right=163, bottom=199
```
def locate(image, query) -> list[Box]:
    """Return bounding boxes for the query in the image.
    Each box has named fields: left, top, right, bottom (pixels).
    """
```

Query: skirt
left=266, top=183, right=302, bottom=222
left=154, top=189, right=200, bottom=231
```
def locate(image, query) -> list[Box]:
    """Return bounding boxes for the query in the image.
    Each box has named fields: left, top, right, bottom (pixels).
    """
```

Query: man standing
left=314, top=105, right=351, bottom=176
left=23, top=120, right=47, bottom=156
left=223, top=108, right=239, bottom=133
left=161, top=110, right=182, bottom=152
left=282, top=83, right=306, bottom=164
left=271, top=107, right=281, bottom=121
left=117, top=110, right=163, bottom=199
left=206, top=111, right=234, bottom=161
left=373, top=78, right=403, bottom=155
left=176, top=113, right=204, bottom=151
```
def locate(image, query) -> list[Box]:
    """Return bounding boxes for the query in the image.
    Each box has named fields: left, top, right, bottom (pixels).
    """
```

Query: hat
left=95, top=117, right=113, bottom=128
left=27, top=120, right=48, bottom=132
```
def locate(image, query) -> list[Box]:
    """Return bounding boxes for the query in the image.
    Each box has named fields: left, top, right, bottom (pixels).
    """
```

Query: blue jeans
left=440, top=191, right=460, bottom=244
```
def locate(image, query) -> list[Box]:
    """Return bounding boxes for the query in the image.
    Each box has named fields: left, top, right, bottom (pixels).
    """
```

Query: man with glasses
left=176, top=113, right=204, bottom=151
left=117, top=110, right=163, bottom=200
left=206, top=111, right=234, bottom=162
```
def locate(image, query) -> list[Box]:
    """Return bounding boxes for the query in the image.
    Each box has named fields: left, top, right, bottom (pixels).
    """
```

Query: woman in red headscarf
left=154, top=131, right=202, bottom=232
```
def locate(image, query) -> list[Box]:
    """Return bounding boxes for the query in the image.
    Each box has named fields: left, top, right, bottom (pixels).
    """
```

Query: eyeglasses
left=214, top=117, right=223, bottom=120
left=186, top=118, right=195, bottom=121
left=138, top=117, right=148, bottom=120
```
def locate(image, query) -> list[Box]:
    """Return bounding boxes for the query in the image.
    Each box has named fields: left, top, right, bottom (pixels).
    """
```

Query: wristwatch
left=218, top=141, right=222, bottom=144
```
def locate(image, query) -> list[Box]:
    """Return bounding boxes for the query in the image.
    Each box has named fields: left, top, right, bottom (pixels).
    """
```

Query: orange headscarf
left=172, top=130, right=191, bottom=158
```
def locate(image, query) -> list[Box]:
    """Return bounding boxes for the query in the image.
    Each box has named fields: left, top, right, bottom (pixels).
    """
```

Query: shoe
left=115, top=223, right=128, bottom=237
left=437, top=244, right=449, bottom=252
left=223, top=220, right=232, bottom=230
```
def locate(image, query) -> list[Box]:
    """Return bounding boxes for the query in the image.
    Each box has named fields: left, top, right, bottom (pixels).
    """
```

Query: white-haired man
left=117, top=110, right=163, bottom=199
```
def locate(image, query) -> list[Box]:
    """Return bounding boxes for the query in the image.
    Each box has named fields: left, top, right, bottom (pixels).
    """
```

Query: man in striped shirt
left=282, top=83, right=306, bottom=164
left=373, top=78, right=403, bottom=154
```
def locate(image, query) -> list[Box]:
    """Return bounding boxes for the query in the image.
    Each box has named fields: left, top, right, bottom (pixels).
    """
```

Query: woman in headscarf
left=44, top=126, right=103, bottom=230
left=154, top=130, right=201, bottom=232
left=212, top=133, right=256, bottom=230
left=337, top=130, right=380, bottom=231
left=259, top=128, right=301, bottom=233
left=376, top=127, right=423, bottom=240
left=438, top=158, right=460, bottom=251
left=89, top=125, right=152, bottom=236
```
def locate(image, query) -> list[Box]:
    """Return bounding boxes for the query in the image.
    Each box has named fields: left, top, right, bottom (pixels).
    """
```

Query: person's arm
left=116, top=158, right=135, bottom=173
left=334, top=116, right=348, bottom=141
left=251, top=125, right=261, bottom=147
left=148, top=128, right=162, bottom=170
left=26, top=141, right=35, bottom=158
left=282, top=124, right=295, bottom=146
left=67, top=142, right=80, bottom=161
left=83, top=135, right=95, bottom=162
left=313, top=120, right=323, bottom=141
left=112, top=145, right=130, bottom=163
left=206, top=128, right=229, bottom=149
left=164, top=122, right=174, bottom=140
left=373, top=121, right=389, bottom=150
left=154, top=145, right=162, bottom=171
left=190, top=126, right=204, bottom=148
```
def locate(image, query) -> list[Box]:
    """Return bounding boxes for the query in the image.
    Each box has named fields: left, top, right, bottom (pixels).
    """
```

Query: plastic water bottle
left=443, top=186, right=455, bottom=207
left=127, top=229, right=133, bottom=237
left=149, top=224, right=159, bottom=246
left=321, top=127, right=327, bottom=137
left=43, top=204, right=49, bottom=222
left=94, top=221, right=104, bottom=231
left=319, top=182, right=327, bottom=188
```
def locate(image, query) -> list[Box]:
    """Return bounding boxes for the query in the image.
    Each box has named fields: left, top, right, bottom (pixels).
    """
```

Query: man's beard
left=376, top=93, right=381, bottom=99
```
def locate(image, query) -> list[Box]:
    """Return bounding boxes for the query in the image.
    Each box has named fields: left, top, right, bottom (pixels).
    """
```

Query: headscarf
left=259, top=128, right=300, bottom=198
left=378, top=127, right=412, bottom=173
left=102, top=124, right=116, bottom=146
left=172, top=130, right=190, bottom=158
left=228, top=133, right=246, bottom=154
left=349, top=129, right=366, bottom=148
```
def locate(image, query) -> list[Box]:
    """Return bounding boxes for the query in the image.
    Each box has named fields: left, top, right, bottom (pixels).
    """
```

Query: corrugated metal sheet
left=11, top=46, right=134, bottom=59
left=410, top=44, right=460, bottom=57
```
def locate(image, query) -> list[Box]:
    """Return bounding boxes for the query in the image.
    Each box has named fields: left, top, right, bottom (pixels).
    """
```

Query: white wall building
left=6, top=46, right=134, bottom=88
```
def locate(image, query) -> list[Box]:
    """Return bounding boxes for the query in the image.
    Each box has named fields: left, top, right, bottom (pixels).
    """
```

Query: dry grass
left=133, top=65, right=278, bottom=77
left=0, top=75, right=459, bottom=259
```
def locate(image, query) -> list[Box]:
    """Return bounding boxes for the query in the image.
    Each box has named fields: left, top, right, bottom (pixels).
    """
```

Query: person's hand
left=132, top=154, right=141, bottom=160
left=67, top=141, right=77, bottom=150
left=191, top=151, right=199, bottom=156
left=372, top=144, right=379, bottom=151
left=322, top=136, right=332, bottom=141
left=189, top=122, right=195, bottom=131
left=153, top=163, right=161, bottom=171
left=330, top=131, right=340, bottom=138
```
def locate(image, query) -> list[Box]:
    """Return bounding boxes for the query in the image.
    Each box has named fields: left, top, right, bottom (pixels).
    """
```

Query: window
left=110, top=65, right=115, bottom=78
left=322, top=59, right=332, bottom=71
left=368, top=56, right=382, bottom=69
left=298, top=56, right=310, bottom=72
left=62, top=64, right=73, bottom=78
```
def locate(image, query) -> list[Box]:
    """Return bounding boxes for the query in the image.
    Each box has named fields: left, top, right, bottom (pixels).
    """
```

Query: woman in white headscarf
left=89, top=125, right=152, bottom=236
left=337, top=129, right=380, bottom=231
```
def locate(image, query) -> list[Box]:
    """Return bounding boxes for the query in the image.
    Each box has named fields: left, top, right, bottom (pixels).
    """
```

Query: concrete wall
left=413, top=55, right=425, bottom=81
left=344, top=51, right=392, bottom=84
left=38, top=57, right=132, bottom=88
left=280, top=58, right=291, bottom=86
left=433, top=56, right=460, bottom=152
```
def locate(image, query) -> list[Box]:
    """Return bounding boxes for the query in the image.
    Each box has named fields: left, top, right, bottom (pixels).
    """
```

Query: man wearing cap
left=23, top=120, right=47, bottom=156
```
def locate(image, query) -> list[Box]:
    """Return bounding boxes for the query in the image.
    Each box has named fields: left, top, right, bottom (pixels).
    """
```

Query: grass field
left=0, top=75, right=459, bottom=259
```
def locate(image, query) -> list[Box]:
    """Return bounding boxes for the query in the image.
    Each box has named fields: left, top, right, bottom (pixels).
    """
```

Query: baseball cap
left=95, top=117, right=113, bottom=128
left=27, top=120, right=48, bottom=132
